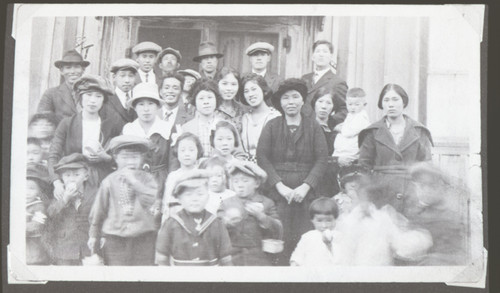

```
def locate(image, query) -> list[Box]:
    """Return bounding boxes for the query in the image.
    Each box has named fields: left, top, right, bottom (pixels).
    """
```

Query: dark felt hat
left=54, top=50, right=90, bottom=69
left=193, top=42, right=223, bottom=63
left=54, top=153, right=88, bottom=174
left=272, top=78, right=308, bottom=113
left=73, top=74, right=114, bottom=96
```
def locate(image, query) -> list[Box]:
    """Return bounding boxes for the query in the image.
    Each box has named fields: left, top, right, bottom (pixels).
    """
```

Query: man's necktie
left=145, top=72, right=149, bottom=83
left=164, top=111, right=173, bottom=122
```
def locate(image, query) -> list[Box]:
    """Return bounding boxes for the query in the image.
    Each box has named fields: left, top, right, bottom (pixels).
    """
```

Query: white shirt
left=81, top=117, right=101, bottom=154
left=313, top=67, right=331, bottom=84
left=333, top=110, right=370, bottom=159
left=122, top=117, right=171, bottom=140
left=252, top=69, right=267, bottom=78
left=290, top=230, right=339, bottom=266
left=206, top=189, right=236, bottom=215
left=138, top=69, right=156, bottom=85
left=115, top=87, right=132, bottom=109
left=161, top=105, right=180, bottom=135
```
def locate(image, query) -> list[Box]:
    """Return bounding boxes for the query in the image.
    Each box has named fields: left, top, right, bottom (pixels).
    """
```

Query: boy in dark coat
left=45, top=153, right=97, bottom=265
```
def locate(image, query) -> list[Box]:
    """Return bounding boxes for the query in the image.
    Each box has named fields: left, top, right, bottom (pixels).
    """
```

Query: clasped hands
left=275, top=182, right=310, bottom=204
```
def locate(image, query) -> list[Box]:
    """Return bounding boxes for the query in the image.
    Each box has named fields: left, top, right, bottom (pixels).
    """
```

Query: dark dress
left=256, top=115, right=328, bottom=265
left=316, top=122, right=340, bottom=197
left=358, top=115, right=433, bottom=215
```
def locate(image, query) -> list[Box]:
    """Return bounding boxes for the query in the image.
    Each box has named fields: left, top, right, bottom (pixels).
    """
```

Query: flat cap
left=107, top=135, right=151, bottom=154
left=178, top=69, right=201, bottom=80
left=158, top=47, right=182, bottom=63
left=227, top=161, right=267, bottom=183
left=128, top=82, right=163, bottom=109
left=54, top=153, right=88, bottom=173
left=110, top=58, right=139, bottom=74
left=132, top=41, right=162, bottom=55
left=246, top=42, right=274, bottom=56
left=26, top=163, right=50, bottom=184
left=172, top=169, right=211, bottom=198
left=73, top=74, right=114, bottom=96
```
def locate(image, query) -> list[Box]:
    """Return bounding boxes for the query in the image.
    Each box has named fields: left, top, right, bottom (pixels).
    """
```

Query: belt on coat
left=273, top=162, right=313, bottom=172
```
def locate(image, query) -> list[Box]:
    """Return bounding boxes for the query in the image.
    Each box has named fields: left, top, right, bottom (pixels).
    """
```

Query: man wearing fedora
left=193, top=41, right=223, bottom=80
left=37, top=50, right=90, bottom=124
left=132, top=41, right=162, bottom=86
left=100, top=58, right=139, bottom=129
left=244, top=42, right=283, bottom=93
left=158, top=47, right=182, bottom=78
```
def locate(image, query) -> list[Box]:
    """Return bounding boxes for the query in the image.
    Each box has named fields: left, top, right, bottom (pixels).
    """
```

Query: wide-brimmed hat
left=178, top=69, right=201, bottom=80
left=158, top=47, right=182, bottom=63
left=193, top=42, right=223, bottom=63
left=54, top=153, right=88, bottom=174
left=110, top=58, right=139, bottom=74
left=132, top=41, right=162, bottom=55
left=54, top=50, right=90, bottom=69
left=107, top=135, right=151, bottom=154
left=172, top=169, right=211, bottom=198
left=127, top=82, right=164, bottom=109
left=246, top=42, right=274, bottom=56
left=73, top=74, right=114, bottom=96
left=272, top=78, right=308, bottom=113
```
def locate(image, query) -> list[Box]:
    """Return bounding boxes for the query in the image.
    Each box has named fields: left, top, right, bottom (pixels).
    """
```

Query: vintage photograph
left=8, top=3, right=485, bottom=284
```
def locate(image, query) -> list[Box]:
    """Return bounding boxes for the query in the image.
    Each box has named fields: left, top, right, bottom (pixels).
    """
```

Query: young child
left=161, top=132, right=204, bottom=221
left=219, top=161, right=282, bottom=266
left=156, top=170, right=233, bottom=266
left=26, top=164, right=50, bottom=265
left=88, top=135, right=158, bottom=266
left=333, top=165, right=364, bottom=216
left=45, top=153, right=97, bottom=265
left=28, top=112, right=58, bottom=161
left=332, top=88, right=370, bottom=168
left=290, top=197, right=340, bottom=266
left=199, top=156, right=236, bottom=215
left=27, top=137, right=45, bottom=165
left=211, top=120, right=247, bottom=162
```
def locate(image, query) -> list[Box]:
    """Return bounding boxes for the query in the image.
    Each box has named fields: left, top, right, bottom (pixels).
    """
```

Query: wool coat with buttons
left=358, top=115, right=433, bottom=214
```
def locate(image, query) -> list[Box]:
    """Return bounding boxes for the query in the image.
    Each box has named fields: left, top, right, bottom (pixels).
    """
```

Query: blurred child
left=26, top=164, right=50, bottom=265
left=219, top=161, right=282, bottom=266
left=210, top=120, right=246, bottom=162
left=156, top=170, right=233, bottom=266
left=332, top=88, right=370, bottom=167
left=45, top=153, right=97, bottom=265
left=290, top=197, right=339, bottom=266
left=199, top=156, right=235, bottom=215
left=334, top=181, right=433, bottom=266
left=333, top=165, right=365, bottom=215
left=27, top=137, right=45, bottom=165
left=161, top=132, right=204, bottom=221
left=88, top=135, right=158, bottom=266
left=28, top=112, right=58, bottom=161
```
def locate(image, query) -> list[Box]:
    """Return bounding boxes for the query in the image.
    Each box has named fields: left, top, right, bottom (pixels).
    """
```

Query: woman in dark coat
left=48, top=75, right=122, bottom=199
left=257, top=78, right=328, bottom=265
left=358, top=83, right=433, bottom=215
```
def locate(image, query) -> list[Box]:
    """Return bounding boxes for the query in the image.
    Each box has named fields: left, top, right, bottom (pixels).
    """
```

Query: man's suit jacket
left=100, top=93, right=138, bottom=131
left=301, top=70, right=348, bottom=123
left=264, top=72, right=283, bottom=94
left=157, top=103, right=195, bottom=172
left=37, top=82, right=78, bottom=124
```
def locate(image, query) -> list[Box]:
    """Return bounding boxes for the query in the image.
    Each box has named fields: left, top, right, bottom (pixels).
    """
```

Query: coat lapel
left=398, top=122, right=421, bottom=153
left=108, top=94, right=131, bottom=122
left=310, top=71, right=334, bottom=93
left=58, top=83, right=78, bottom=114
left=374, top=126, right=402, bottom=158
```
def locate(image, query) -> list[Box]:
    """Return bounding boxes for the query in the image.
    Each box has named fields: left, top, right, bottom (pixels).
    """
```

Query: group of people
left=25, top=38, right=469, bottom=267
